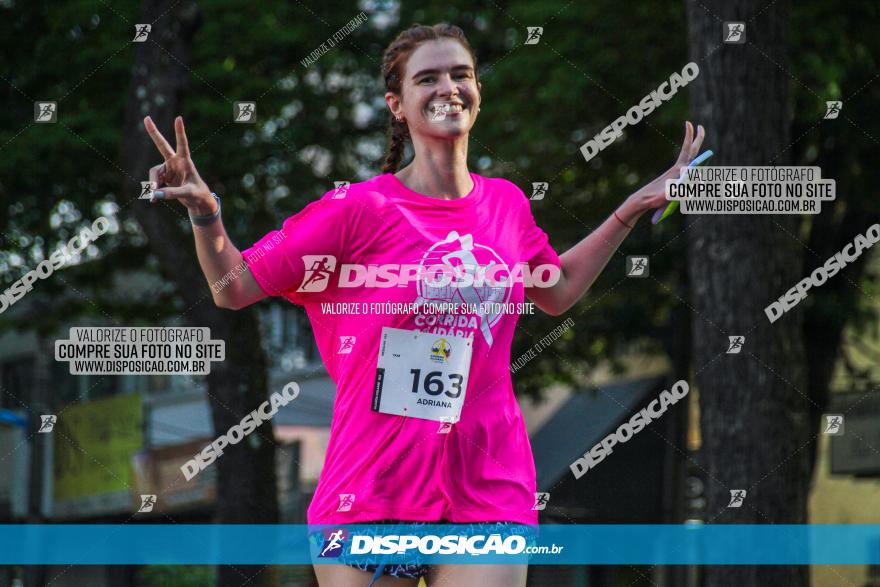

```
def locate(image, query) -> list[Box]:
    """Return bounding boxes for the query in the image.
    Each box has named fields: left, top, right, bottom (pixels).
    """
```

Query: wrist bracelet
left=613, top=210, right=634, bottom=230
left=190, top=193, right=221, bottom=226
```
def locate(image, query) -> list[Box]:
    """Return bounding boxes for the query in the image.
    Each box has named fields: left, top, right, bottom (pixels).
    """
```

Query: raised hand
left=143, top=115, right=216, bottom=216
left=627, top=121, right=706, bottom=214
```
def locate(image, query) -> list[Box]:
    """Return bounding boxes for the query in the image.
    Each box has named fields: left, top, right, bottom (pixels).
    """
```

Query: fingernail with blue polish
left=153, top=191, right=165, bottom=200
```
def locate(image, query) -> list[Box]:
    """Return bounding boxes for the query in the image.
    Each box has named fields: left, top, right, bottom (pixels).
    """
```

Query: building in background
left=3, top=274, right=880, bottom=587
left=0, top=284, right=332, bottom=587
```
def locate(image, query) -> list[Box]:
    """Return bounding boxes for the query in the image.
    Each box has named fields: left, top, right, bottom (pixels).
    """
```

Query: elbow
left=547, top=305, right=567, bottom=317
left=528, top=289, right=569, bottom=317
left=538, top=268, right=570, bottom=317
left=548, top=297, right=575, bottom=317
left=539, top=300, right=566, bottom=317
left=213, top=295, right=242, bottom=311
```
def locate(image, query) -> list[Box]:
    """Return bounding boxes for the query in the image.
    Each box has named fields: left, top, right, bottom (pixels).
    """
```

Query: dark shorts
left=311, top=519, right=537, bottom=582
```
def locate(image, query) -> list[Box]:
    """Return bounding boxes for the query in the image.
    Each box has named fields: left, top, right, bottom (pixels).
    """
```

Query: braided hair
left=380, top=23, right=479, bottom=174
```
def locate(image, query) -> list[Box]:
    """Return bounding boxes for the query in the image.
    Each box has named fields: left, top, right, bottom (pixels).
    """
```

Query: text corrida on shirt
left=569, top=380, right=690, bottom=479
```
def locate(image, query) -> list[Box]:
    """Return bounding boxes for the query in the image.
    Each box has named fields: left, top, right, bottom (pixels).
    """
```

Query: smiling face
left=386, top=38, right=481, bottom=141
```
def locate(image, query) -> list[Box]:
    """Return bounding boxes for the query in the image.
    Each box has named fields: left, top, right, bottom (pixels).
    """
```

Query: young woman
left=143, top=22, right=704, bottom=587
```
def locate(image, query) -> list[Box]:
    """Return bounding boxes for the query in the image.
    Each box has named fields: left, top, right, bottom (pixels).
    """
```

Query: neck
left=394, top=136, right=472, bottom=200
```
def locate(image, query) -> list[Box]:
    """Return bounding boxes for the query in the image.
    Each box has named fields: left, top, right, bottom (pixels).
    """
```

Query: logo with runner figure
left=332, top=181, right=350, bottom=199
left=415, top=230, right=512, bottom=347
left=337, top=493, right=355, bottom=511
left=338, top=336, right=356, bottom=354
left=298, top=255, right=337, bottom=292
left=318, top=528, right=348, bottom=558
left=430, top=338, right=452, bottom=363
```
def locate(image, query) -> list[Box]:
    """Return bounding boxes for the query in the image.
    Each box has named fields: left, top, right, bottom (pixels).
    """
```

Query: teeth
left=431, top=103, right=464, bottom=113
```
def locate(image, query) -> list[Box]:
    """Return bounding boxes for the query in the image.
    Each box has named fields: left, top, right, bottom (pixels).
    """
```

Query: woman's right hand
left=143, top=115, right=216, bottom=216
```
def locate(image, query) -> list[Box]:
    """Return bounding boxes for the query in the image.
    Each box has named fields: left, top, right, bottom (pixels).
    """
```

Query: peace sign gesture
left=143, top=115, right=216, bottom=215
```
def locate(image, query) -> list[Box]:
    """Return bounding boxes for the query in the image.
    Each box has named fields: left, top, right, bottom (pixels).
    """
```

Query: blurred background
left=0, top=0, right=879, bottom=586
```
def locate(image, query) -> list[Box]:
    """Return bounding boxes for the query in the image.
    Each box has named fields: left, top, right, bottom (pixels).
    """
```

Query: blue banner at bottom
left=1, top=524, right=879, bottom=565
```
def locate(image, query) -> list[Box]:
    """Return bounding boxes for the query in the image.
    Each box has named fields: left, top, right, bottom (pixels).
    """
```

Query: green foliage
left=1, top=0, right=877, bottom=394
left=138, top=565, right=216, bottom=587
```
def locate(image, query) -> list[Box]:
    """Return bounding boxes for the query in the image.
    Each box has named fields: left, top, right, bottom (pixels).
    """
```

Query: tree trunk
left=685, top=1, right=810, bottom=586
left=121, top=3, right=279, bottom=586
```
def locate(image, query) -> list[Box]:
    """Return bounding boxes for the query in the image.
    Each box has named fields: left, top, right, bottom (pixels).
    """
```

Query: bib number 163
left=410, top=369, right=463, bottom=398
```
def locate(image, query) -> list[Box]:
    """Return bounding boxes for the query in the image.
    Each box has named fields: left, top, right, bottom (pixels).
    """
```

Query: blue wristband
left=189, top=193, right=221, bottom=226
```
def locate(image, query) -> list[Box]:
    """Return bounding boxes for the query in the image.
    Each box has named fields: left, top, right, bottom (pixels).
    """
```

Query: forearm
left=191, top=218, right=248, bottom=309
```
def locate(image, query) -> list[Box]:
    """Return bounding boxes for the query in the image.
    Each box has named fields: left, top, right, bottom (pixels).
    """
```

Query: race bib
left=372, top=327, right=473, bottom=422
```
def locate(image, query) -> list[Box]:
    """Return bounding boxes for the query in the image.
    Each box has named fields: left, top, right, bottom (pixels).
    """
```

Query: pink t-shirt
left=243, top=172, right=560, bottom=525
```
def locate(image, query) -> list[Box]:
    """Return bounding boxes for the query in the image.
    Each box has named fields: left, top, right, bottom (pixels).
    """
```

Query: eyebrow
left=411, top=65, right=474, bottom=79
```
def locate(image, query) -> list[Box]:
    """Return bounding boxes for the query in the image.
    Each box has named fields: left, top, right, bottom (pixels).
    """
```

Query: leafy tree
left=1, top=2, right=878, bottom=586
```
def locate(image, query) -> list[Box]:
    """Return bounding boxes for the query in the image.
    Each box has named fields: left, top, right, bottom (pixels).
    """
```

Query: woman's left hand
left=623, top=121, right=706, bottom=219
